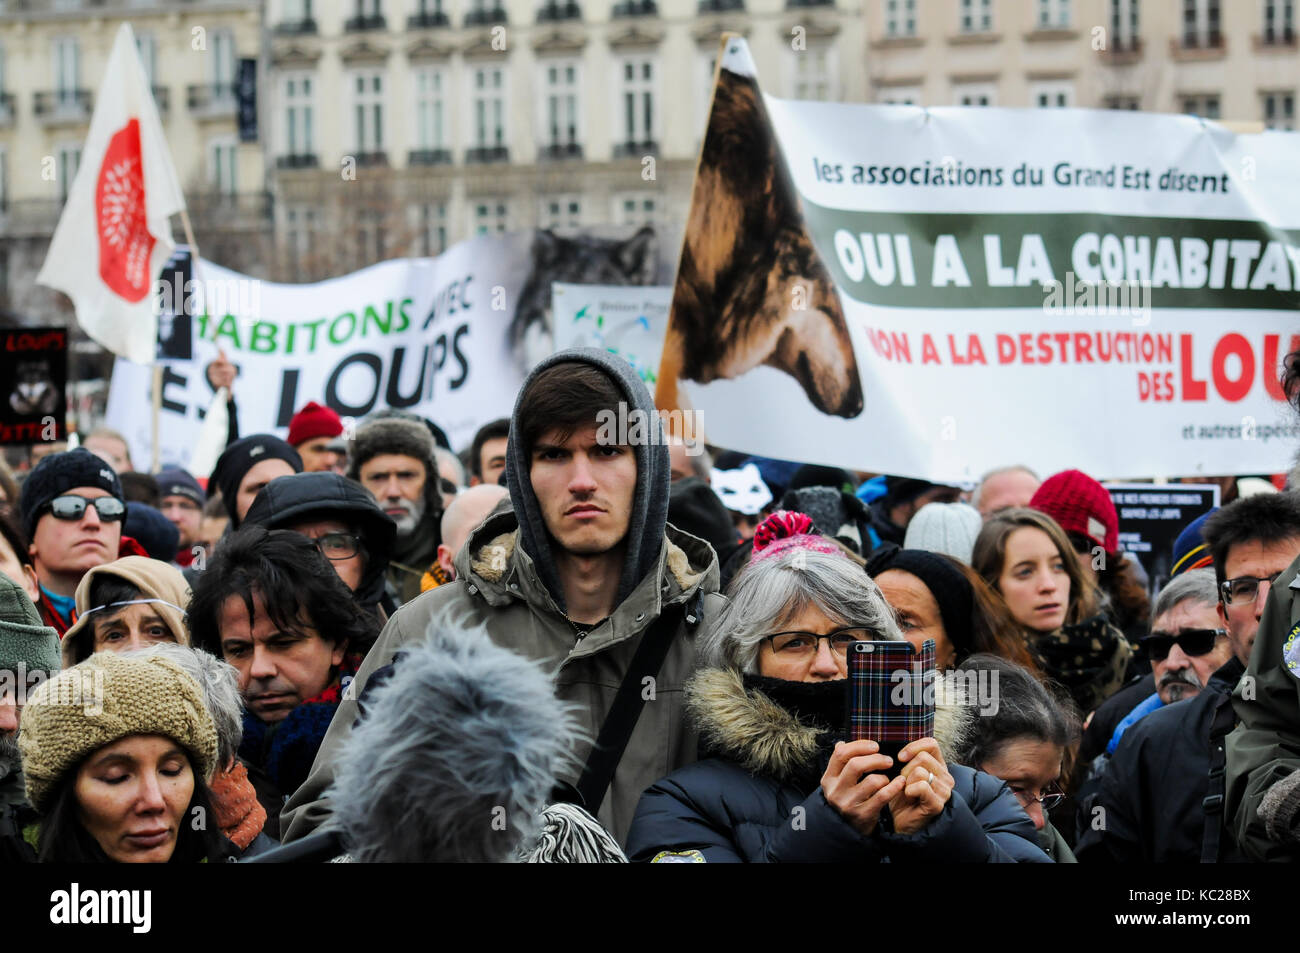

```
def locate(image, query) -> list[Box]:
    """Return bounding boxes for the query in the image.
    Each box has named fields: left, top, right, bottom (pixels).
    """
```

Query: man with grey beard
left=0, top=574, right=61, bottom=862
left=348, top=414, right=445, bottom=606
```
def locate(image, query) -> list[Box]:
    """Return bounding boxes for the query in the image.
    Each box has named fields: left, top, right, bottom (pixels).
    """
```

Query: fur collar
left=470, top=530, right=703, bottom=591
left=685, top=668, right=968, bottom=786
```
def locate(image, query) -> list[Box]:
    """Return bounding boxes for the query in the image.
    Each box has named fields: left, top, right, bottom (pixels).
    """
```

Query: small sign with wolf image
left=0, top=327, right=67, bottom=445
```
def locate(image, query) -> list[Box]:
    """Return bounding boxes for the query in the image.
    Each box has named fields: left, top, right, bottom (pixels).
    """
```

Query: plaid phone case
left=847, top=639, right=936, bottom=743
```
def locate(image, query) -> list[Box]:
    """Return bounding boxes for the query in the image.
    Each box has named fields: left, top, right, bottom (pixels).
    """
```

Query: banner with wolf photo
left=105, top=225, right=675, bottom=472
left=657, top=36, right=1300, bottom=483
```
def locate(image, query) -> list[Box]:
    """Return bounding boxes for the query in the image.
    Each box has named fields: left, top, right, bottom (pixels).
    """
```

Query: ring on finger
left=925, top=770, right=935, bottom=785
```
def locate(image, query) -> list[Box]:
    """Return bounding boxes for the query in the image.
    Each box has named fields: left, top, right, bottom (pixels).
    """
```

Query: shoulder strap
left=1200, top=694, right=1237, bottom=863
left=575, top=592, right=703, bottom=815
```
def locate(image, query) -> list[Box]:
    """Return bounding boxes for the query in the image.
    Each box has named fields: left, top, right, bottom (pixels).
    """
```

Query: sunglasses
left=1137, top=627, right=1226, bottom=662
left=41, top=495, right=126, bottom=523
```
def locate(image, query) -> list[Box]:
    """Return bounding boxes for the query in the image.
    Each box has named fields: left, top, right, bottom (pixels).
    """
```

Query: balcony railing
left=408, top=148, right=454, bottom=165
left=344, top=14, right=387, bottom=31
left=33, top=89, right=92, bottom=124
left=408, top=9, right=451, bottom=27
left=699, top=0, right=744, bottom=11
left=274, top=18, right=318, bottom=35
left=151, top=86, right=169, bottom=116
left=187, top=83, right=238, bottom=118
left=352, top=151, right=389, bottom=167
left=613, top=139, right=657, bottom=158
left=538, top=1, right=581, bottom=21
left=1260, top=26, right=1296, bottom=45
left=0, top=92, right=15, bottom=127
left=540, top=142, right=583, bottom=160
left=611, top=0, right=656, bottom=16
left=785, top=0, right=832, bottom=7
left=1180, top=30, right=1223, bottom=49
left=465, top=145, right=509, bottom=163
left=277, top=153, right=320, bottom=169
left=464, top=5, right=508, bottom=24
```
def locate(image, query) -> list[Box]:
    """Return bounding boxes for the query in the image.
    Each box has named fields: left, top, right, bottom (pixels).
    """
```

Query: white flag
left=37, top=23, right=185, bottom=365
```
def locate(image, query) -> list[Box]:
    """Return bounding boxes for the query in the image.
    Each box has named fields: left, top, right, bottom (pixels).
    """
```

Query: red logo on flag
left=96, top=119, right=154, bottom=303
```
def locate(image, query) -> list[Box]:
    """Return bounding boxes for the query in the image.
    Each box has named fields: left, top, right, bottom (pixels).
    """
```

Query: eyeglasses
left=313, top=532, right=361, bottom=560
left=40, top=495, right=125, bottom=523
left=763, top=627, right=875, bottom=656
left=1221, top=573, right=1283, bottom=607
left=1138, top=628, right=1226, bottom=662
left=1007, top=783, right=1064, bottom=813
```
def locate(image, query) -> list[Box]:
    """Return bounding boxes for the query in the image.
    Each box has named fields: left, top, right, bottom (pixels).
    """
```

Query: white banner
left=659, top=37, right=1300, bottom=482
left=551, top=282, right=672, bottom=390
left=107, top=230, right=537, bottom=473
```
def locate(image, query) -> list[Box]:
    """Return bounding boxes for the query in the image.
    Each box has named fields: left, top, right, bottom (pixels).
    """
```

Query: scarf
left=1028, top=613, right=1134, bottom=714
left=208, top=760, right=267, bottom=851
left=737, top=674, right=846, bottom=791
left=420, top=561, right=453, bottom=593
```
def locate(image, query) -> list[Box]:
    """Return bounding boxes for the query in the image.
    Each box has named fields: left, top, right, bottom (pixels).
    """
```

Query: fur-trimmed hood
left=685, top=668, right=970, bottom=787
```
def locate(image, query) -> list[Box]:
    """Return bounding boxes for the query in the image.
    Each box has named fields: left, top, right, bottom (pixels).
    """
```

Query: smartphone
left=845, top=639, right=936, bottom=778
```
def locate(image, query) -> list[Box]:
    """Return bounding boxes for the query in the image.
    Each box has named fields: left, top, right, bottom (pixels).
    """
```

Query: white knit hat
left=903, top=502, right=983, bottom=564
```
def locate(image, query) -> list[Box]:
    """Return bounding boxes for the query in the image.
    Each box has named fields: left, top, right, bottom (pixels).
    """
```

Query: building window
left=352, top=71, right=384, bottom=156
left=541, top=60, right=580, bottom=156
left=0, top=148, right=7, bottom=212
left=540, top=195, right=582, bottom=229
left=954, top=82, right=995, bottom=106
left=473, top=199, right=509, bottom=234
left=1182, top=0, right=1221, bottom=47
left=1110, top=0, right=1139, bottom=50
left=791, top=45, right=834, bottom=101
left=285, top=206, right=316, bottom=274
left=420, top=203, right=448, bottom=255
left=1263, top=91, right=1296, bottom=129
left=1037, top=0, right=1069, bottom=27
left=56, top=145, right=80, bottom=202
left=1104, top=94, right=1140, bottom=109
left=959, top=0, right=992, bottom=32
left=135, top=32, right=156, bottom=86
left=53, top=37, right=79, bottom=103
left=282, top=72, right=315, bottom=158
left=614, top=193, right=656, bottom=226
left=1263, top=0, right=1296, bottom=43
left=885, top=0, right=917, bottom=37
left=414, top=68, right=448, bottom=155
left=1030, top=81, right=1073, bottom=107
left=209, top=138, right=237, bottom=194
left=618, top=58, right=656, bottom=152
left=697, top=53, right=717, bottom=136
left=211, top=29, right=235, bottom=96
left=879, top=85, right=921, bottom=105
left=1181, top=94, right=1221, bottom=118
left=356, top=210, right=387, bottom=264
left=470, top=66, right=506, bottom=157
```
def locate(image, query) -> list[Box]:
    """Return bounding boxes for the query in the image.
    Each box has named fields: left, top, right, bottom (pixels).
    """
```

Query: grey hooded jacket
left=280, top=348, right=725, bottom=845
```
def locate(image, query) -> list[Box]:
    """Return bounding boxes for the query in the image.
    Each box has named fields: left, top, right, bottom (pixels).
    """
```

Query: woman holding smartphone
left=624, top=514, right=1049, bottom=863
left=972, top=508, right=1135, bottom=717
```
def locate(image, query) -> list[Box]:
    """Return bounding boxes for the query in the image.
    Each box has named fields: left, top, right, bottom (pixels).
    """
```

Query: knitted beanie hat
left=346, top=416, right=436, bottom=484
left=903, top=501, right=984, bottom=565
left=750, top=511, right=845, bottom=562
left=209, top=435, right=303, bottom=524
left=123, top=502, right=181, bottom=562
left=18, top=448, right=123, bottom=538
left=287, top=401, right=344, bottom=448
left=61, top=556, right=192, bottom=668
left=865, top=543, right=976, bottom=658
left=1171, top=508, right=1217, bottom=577
left=1030, top=469, right=1119, bottom=555
left=156, top=467, right=205, bottom=507
left=19, top=650, right=218, bottom=813
left=0, top=574, right=60, bottom=676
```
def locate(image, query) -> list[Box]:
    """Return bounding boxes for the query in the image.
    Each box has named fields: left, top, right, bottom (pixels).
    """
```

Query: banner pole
left=151, top=208, right=203, bottom=475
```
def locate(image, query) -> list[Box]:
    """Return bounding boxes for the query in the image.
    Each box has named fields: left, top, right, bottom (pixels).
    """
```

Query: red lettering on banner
left=1264, top=334, right=1300, bottom=401
left=968, top=334, right=987, bottom=365
left=1212, top=333, right=1255, bottom=402
left=997, top=334, right=1015, bottom=364
left=922, top=334, right=941, bottom=365
left=1180, top=334, right=1207, bottom=401
left=1019, top=333, right=1034, bottom=364
left=1074, top=333, right=1095, bottom=363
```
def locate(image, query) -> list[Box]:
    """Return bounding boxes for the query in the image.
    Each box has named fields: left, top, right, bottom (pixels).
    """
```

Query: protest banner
left=1106, top=482, right=1221, bottom=595
left=551, top=282, right=672, bottom=389
left=656, top=36, right=1300, bottom=482
left=0, top=328, right=67, bottom=446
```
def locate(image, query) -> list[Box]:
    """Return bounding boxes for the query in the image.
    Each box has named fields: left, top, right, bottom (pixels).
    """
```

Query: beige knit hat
left=18, top=651, right=218, bottom=813
left=61, top=556, right=192, bottom=668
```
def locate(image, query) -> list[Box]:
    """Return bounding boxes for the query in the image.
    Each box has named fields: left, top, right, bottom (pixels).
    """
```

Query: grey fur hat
left=328, top=611, right=581, bottom=862
left=347, top=416, right=437, bottom=482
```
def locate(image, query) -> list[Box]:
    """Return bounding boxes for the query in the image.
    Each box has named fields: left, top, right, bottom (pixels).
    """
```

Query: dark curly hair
left=186, top=525, right=379, bottom=660
left=1283, top=348, right=1300, bottom=416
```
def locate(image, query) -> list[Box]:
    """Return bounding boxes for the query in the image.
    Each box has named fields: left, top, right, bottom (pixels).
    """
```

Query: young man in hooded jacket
left=279, top=349, right=725, bottom=845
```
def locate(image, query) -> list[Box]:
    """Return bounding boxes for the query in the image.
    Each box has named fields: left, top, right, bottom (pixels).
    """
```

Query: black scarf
left=740, top=675, right=846, bottom=790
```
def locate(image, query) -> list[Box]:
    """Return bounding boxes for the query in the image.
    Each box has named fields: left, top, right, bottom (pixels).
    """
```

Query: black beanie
left=19, top=448, right=123, bottom=537
left=789, top=464, right=855, bottom=494
left=124, top=503, right=181, bottom=561
left=209, top=435, right=303, bottom=524
left=865, top=543, right=976, bottom=659
left=668, top=477, right=740, bottom=566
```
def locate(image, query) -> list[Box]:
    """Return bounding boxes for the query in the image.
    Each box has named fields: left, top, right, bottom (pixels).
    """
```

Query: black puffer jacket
left=242, top=471, right=397, bottom=614
left=625, top=668, right=1050, bottom=863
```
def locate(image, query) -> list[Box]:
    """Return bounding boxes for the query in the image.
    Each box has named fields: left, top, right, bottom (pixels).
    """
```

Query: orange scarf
left=209, top=761, right=268, bottom=851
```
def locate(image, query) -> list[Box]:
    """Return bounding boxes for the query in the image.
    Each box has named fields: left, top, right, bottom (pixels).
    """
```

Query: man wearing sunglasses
left=17, top=448, right=135, bottom=637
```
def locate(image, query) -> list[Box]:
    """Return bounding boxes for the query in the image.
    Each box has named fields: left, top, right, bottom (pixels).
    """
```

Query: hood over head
left=62, top=556, right=192, bottom=668
left=504, top=347, right=669, bottom=611
left=242, top=471, right=396, bottom=609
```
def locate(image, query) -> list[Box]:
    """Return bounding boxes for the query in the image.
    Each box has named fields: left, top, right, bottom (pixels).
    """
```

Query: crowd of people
left=2, top=345, right=1300, bottom=864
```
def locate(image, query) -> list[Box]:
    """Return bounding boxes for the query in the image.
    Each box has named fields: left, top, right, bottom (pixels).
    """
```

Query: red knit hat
left=287, top=401, right=343, bottom=447
left=1030, top=469, right=1119, bottom=555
